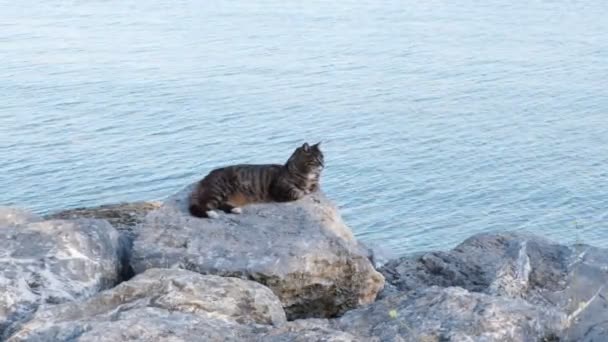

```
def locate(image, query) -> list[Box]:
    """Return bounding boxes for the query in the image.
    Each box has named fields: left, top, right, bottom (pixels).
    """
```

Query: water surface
left=1, top=1, right=607, bottom=257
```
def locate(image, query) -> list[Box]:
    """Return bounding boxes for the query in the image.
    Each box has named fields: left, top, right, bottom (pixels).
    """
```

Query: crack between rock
left=567, top=247, right=589, bottom=269
left=567, top=285, right=605, bottom=325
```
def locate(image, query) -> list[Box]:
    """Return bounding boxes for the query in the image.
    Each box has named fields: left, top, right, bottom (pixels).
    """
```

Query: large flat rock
left=0, top=208, right=126, bottom=338
left=130, top=183, right=384, bottom=319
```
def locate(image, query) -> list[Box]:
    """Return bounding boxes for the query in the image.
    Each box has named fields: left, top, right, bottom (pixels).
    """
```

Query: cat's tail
left=188, top=203, right=207, bottom=217
left=188, top=187, right=208, bottom=218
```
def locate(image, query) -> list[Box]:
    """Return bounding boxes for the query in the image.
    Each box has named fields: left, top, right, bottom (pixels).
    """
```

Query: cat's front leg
left=272, top=186, right=304, bottom=202
left=290, top=188, right=306, bottom=200
left=218, top=203, right=243, bottom=215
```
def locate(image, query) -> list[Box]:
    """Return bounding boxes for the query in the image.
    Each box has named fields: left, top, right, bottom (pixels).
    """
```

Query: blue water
left=1, top=1, right=607, bottom=257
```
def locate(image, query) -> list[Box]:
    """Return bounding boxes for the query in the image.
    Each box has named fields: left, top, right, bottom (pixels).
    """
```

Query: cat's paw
left=231, top=207, right=242, bottom=214
left=206, top=210, right=220, bottom=219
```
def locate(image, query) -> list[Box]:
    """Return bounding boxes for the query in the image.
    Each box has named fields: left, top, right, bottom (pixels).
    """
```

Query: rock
left=0, top=208, right=126, bottom=338
left=380, top=232, right=608, bottom=341
left=380, top=232, right=571, bottom=297
left=130, top=183, right=384, bottom=319
left=332, top=286, right=567, bottom=342
left=6, top=268, right=286, bottom=342
left=10, top=307, right=262, bottom=342
left=260, top=319, right=360, bottom=342
left=375, top=282, right=399, bottom=300
left=0, top=207, right=41, bottom=226
left=45, top=201, right=161, bottom=242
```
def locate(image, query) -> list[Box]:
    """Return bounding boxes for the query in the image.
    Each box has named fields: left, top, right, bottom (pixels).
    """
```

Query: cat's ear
left=302, top=143, right=310, bottom=151
left=313, top=142, right=321, bottom=149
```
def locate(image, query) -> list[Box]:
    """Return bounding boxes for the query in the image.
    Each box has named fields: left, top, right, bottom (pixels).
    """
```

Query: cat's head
left=286, top=142, right=324, bottom=173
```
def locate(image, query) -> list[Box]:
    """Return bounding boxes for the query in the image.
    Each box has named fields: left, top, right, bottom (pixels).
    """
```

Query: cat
left=188, top=142, right=324, bottom=218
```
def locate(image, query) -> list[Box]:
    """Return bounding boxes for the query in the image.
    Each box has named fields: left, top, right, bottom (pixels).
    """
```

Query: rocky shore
left=1, top=183, right=607, bottom=341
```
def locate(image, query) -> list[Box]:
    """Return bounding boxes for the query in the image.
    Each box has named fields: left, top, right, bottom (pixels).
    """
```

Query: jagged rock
left=332, top=286, right=567, bottom=342
left=6, top=268, right=286, bottom=342
left=380, top=232, right=608, bottom=341
left=130, top=183, right=384, bottom=319
left=45, top=201, right=161, bottom=242
left=0, top=208, right=126, bottom=338
left=380, top=232, right=576, bottom=296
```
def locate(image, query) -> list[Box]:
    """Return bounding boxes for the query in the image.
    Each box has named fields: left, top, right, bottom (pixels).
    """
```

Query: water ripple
left=1, top=0, right=607, bottom=256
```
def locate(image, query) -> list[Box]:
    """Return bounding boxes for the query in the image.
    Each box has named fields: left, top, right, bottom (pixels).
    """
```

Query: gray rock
left=130, top=183, right=384, bottom=319
left=259, top=319, right=360, bottom=342
left=380, top=232, right=608, bottom=341
left=6, top=268, right=286, bottom=342
left=380, top=232, right=570, bottom=297
left=45, top=201, right=161, bottom=242
left=0, top=207, right=41, bottom=226
left=333, top=286, right=567, bottom=342
left=0, top=209, right=125, bottom=338
left=375, top=282, right=399, bottom=300
left=10, top=307, right=261, bottom=342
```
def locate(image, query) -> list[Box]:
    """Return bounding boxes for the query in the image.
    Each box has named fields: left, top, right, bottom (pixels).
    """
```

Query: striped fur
left=189, top=142, right=324, bottom=218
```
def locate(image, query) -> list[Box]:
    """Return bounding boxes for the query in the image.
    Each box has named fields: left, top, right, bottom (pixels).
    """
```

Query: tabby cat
left=189, top=142, right=324, bottom=218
